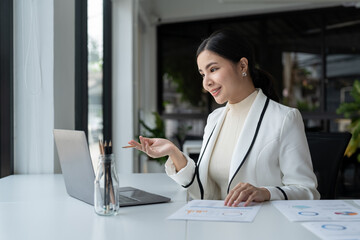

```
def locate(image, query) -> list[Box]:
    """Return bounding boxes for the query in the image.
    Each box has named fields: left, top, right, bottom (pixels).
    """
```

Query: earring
left=242, top=72, right=247, bottom=77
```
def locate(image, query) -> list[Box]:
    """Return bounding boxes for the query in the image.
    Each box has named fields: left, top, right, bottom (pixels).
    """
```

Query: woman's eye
left=210, top=68, right=217, bottom=72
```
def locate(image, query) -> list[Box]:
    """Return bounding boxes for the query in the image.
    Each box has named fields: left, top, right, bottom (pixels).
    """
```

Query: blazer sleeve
left=267, top=109, right=320, bottom=200
left=165, top=153, right=196, bottom=186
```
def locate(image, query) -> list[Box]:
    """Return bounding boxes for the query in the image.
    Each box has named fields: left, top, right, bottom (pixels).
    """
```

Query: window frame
left=75, top=0, right=89, bottom=136
left=102, top=0, right=112, bottom=141
left=0, top=0, right=14, bottom=178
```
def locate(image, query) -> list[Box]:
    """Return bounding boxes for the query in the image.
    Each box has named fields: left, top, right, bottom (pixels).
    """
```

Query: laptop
left=53, top=129, right=171, bottom=207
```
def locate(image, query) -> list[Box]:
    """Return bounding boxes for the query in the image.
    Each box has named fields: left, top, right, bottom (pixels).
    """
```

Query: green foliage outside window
left=337, top=80, right=360, bottom=162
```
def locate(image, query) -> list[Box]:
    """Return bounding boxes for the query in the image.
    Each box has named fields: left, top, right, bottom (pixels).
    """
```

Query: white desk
left=1, top=174, right=358, bottom=240
left=0, top=174, right=187, bottom=240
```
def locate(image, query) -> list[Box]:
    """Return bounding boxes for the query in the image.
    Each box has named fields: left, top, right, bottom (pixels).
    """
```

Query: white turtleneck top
left=208, top=90, right=258, bottom=199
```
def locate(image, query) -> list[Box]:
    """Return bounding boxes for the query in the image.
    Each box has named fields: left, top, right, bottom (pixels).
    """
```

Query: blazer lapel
left=198, top=104, right=229, bottom=188
left=228, top=89, right=268, bottom=182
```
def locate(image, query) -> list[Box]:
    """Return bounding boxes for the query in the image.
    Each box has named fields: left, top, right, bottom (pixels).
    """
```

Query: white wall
left=112, top=0, right=136, bottom=173
left=53, top=0, right=75, bottom=173
left=137, top=2, right=158, bottom=136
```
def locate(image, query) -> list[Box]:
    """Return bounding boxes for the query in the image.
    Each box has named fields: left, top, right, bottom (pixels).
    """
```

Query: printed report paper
left=168, top=200, right=262, bottom=222
left=272, top=200, right=360, bottom=222
left=302, top=222, right=360, bottom=240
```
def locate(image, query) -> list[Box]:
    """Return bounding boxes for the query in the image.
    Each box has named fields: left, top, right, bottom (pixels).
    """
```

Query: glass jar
left=94, top=154, right=120, bottom=216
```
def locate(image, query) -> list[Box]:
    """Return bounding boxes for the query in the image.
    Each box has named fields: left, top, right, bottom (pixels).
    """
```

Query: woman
left=126, top=29, right=320, bottom=206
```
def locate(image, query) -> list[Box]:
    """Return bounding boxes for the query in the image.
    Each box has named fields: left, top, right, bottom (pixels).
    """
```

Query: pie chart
left=334, top=211, right=358, bottom=216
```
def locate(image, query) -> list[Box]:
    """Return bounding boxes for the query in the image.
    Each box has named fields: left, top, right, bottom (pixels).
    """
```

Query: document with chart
left=302, top=222, right=360, bottom=240
left=168, top=200, right=262, bottom=222
left=272, top=200, right=360, bottom=222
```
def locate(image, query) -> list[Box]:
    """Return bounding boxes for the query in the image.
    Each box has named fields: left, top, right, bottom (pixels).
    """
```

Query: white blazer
left=165, top=89, right=320, bottom=200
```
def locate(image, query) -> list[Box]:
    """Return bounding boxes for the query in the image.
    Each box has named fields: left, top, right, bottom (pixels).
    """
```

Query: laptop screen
left=54, top=129, right=171, bottom=207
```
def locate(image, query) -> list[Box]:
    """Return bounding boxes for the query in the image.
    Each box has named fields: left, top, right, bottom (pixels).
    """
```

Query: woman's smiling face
left=197, top=50, right=246, bottom=104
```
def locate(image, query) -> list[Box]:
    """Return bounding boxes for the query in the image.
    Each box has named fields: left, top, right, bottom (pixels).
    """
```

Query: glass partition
left=88, top=0, right=103, bottom=162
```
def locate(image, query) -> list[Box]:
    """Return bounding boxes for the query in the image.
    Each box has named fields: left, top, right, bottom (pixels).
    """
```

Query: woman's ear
left=239, top=57, right=248, bottom=71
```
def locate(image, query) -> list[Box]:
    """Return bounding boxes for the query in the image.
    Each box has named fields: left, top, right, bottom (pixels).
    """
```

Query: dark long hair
left=196, top=29, right=279, bottom=102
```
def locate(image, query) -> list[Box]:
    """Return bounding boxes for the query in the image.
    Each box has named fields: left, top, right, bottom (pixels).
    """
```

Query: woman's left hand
left=224, top=182, right=270, bottom=207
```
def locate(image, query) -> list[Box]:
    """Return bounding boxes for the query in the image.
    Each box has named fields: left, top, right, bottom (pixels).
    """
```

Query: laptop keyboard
left=119, top=194, right=140, bottom=203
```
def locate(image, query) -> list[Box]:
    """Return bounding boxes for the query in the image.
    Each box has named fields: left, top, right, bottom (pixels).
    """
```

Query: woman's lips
left=211, top=87, right=221, bottom=97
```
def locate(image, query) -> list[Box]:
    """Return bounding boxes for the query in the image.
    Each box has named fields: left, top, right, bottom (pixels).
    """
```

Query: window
left=75, top=0, right=112, bottom=165
left=88, top=0, right=104, bottom=161
left=0, top=0, right=14, bottom=178
left=325, top=8, right=360, bottom=131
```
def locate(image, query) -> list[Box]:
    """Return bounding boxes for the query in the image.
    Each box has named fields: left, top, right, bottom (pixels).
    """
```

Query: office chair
left=306, top=132, right=352, bottom=199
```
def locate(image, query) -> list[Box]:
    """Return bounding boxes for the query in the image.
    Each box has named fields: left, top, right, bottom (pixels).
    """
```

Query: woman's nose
left=203, top=75, right=213, bottom=89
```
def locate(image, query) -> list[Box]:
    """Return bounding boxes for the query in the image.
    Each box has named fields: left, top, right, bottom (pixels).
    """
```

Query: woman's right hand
left=127, top=136, right=187, bottom=171
left=127, top=136, right=174, bottom=159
